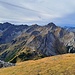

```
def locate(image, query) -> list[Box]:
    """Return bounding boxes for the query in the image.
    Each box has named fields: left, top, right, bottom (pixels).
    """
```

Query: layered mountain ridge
left=0, top=22, right=75, bottom=63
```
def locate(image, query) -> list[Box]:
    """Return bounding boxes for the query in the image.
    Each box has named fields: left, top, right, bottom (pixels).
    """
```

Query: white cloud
left=0, top=0, right=75, bottom=25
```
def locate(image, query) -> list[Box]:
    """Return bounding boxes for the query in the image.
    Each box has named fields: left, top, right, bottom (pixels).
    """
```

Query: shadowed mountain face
left=0, top=22, right=75, bottom=63
left=0, top=22, right=29, bottom=44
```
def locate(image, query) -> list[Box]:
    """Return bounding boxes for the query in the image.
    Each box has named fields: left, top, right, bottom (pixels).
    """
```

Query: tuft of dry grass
left=0, top=54, right=75, bottom=75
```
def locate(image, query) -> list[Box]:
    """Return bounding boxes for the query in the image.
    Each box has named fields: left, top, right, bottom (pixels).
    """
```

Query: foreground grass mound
left=0, top=54, right=75, bottom=75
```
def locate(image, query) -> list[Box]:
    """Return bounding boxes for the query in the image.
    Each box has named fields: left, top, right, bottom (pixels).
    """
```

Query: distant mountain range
left=0, top=22, right=75, bottom=63
left=64, top=26, right=75, bottom=32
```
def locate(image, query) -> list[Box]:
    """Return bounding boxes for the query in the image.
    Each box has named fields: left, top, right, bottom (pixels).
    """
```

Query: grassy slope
left=0, top=54, right=75, bottom=75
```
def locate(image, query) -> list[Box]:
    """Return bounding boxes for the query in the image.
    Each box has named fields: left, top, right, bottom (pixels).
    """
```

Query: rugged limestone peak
left=3, top=22, right=12, bottom=25
left=45, top=22, right=57, bottom=28
left=32, top=24, right=38, bottom=26
left=0, top=22, right=12, bottom=31
left=0, top=23, right=29, bottom=44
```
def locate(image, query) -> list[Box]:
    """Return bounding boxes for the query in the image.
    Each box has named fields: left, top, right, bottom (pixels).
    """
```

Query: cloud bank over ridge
left=0, top=0, right=75, bottom=26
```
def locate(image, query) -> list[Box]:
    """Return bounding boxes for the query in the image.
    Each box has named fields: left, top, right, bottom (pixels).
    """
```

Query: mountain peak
left=47, top=22, right=56, bottom=26
left=45, top=22, right=57, bottom=29
left=31, top=24, right=39, bottom=27
left=3, top=22, right=12, bottom=25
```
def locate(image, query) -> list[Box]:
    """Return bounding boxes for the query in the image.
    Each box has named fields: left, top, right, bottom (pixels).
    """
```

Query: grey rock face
left=38, top=32, right=57, bottom=56
left=0, top=60, right=15, bottom=68
left=63, top=26, right=75, bottom=47
left=25, top=31, right=66, bottom=56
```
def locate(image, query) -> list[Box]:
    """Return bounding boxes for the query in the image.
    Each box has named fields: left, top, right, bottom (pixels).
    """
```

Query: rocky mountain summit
left=0, top=22, right=75, bottom=63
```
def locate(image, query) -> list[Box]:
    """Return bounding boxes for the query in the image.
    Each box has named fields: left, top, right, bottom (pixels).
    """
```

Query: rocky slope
left=0, top=22, right=75, bottom=63
left=0, top=22, right=29, bottom=44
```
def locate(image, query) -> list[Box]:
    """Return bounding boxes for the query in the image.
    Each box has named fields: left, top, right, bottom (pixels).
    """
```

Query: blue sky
left=0, top=0, right=75, bottom=26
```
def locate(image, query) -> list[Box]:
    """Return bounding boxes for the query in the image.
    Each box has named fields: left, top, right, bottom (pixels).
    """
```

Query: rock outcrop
left=0, top=60, right=15, bottom=68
